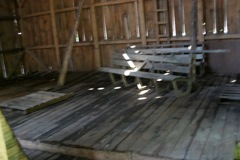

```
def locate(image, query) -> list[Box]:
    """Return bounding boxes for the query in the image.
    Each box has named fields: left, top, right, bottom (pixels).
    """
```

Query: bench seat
left=98, top=67, right=182, bottom=81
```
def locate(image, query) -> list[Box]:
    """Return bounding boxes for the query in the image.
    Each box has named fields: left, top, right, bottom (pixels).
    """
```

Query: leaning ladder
left=154, top=0, right=170, bottom=44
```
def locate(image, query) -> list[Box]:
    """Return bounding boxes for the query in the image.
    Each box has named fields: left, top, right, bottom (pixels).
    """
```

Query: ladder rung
left=156, top=21, right=167, bottom=25
left=156, top=9, right=167, bottom=12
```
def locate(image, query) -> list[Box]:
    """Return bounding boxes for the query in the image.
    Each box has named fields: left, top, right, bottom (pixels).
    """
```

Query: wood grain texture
left=0, top=72, right=238, bottom=160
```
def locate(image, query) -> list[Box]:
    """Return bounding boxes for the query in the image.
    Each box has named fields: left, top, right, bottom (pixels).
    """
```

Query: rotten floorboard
left=1, top=71, right=240, bottom=160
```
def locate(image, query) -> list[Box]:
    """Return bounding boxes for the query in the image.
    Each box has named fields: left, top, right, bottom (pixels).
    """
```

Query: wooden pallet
left=220, top=84, right=240, bottom=103
left=0, top=91, right=73, bottom=114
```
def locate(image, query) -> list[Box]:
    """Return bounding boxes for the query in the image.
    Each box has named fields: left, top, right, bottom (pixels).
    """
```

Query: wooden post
left=58, top=0, right=84, bottom=86
left=50, top=0, right=61, bottom=70
left=197, top=0, right=204, bottom=43
left=138, top=0, right=147, bottom=45
left=191, top=0, right=198, bottom=82
left=90, top=0, right=101, bottom=68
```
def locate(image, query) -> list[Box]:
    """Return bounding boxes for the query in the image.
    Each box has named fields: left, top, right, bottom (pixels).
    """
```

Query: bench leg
left=109, top=73, right=117, bottom=84
left=153, top=79, right=160, bottom=93
left=121, top=75, right=129, bottom=87
left=172, top=79, right=192, bottom=97
left=136, top=77, right=146, bottom=89
left=109, top=73, right=124, bottom=86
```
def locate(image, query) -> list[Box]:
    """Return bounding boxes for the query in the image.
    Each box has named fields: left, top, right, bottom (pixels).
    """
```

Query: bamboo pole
left=90, top=0, right=101, bottom=68
left=50, top=0, right=61, bottom=71
left=58, top=0, right=84, bottom=86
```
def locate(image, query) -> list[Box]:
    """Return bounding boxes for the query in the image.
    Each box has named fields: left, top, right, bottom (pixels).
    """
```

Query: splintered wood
left=220, top=83, right=240, bottom=103
left=0, top=91, right=72, bottom=114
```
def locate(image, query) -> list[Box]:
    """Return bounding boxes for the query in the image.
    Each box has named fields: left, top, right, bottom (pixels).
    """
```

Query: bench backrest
left=111, top=52, right=192, bottom=76
left=125, top=45, right=204, bottom=61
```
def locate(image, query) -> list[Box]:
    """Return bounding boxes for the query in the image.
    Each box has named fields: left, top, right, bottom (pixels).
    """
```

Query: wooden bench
left=125, top=43, right=205, bottom=76
left=98, top=49, right=194, bottom=96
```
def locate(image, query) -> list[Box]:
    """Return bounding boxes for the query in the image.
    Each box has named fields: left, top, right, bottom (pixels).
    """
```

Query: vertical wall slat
left=50, top=0, right=61, bottom=70
left=90, top=0, right=101, bottom=68
left=198, top=0, right=204, bottom=42
left=138, top=0, right=147, bottom=45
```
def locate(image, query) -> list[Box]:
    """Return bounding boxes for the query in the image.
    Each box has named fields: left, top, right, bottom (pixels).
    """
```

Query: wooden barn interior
left=1, top=0, right=240, bottom=160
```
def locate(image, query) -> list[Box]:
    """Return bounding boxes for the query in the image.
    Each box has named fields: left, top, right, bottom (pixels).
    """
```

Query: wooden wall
left=15, top=0, right=240, bottom=73
left=0, top=0, right=21, bottom=79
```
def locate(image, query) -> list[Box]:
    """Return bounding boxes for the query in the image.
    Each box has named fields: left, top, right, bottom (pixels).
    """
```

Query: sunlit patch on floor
left=97, top=87, right=105, bottom=91
left=139, top=89, right=150, bottom=95
left=155, top=96, right=163, bottom=99
left=138, top=97, right=147, bottom=100
left=114, top=86, right=122, bottom=90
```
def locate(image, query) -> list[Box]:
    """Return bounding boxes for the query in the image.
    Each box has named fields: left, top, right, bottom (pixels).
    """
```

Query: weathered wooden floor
left=1, top=71, right=240, bottom=160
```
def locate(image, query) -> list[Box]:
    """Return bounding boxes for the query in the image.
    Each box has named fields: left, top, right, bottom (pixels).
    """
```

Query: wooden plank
left=93, top=93, right=159, bottom=150
left=12, top=77, right=121, bottom=139
left=116, top=97, right=177, bottom=152
left=198, top=0, right=204, bottom=42
left=217, top=105, right=238, bottom=160
left=98, top=67, right=181, bottom=81
left=112, top=54, right=192, bottom=64
left=184, top=102, right=217, bottom=160
left=90, top=0, right=101, bottom=68
left=66, top=90, right=153, bottom=148
left=23, top=11, right=51, bottom=18
left=0, top=91, right=73, bottom=114
left=112, top=60, right=190, bottom=74
left=190, top=0, right=198, bottom=81
left=43, top=88, right=134, bottom=142
left=157, top=88, right=209, bottom=158
left=19, top=139, right=132, bottom=160
left=169, top=87, right=215, bottom=159
left=94, top=0, right=135, bottom=7
left=199, top=105, right=228, bottom=160
left=50, top=0, right=61, bottom=71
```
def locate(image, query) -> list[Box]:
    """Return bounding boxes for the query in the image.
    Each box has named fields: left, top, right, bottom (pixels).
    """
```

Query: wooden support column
left=50, top=0, right=61, bottom=70
left=90, top=0, right=101, bottom=68
left=138, top=0, right=147, bottom=45
left=197, top=0, right=204, bottom=43
left=190, top=0, right=198, bottom=82
left=58, top=0, right=84, bottom=86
